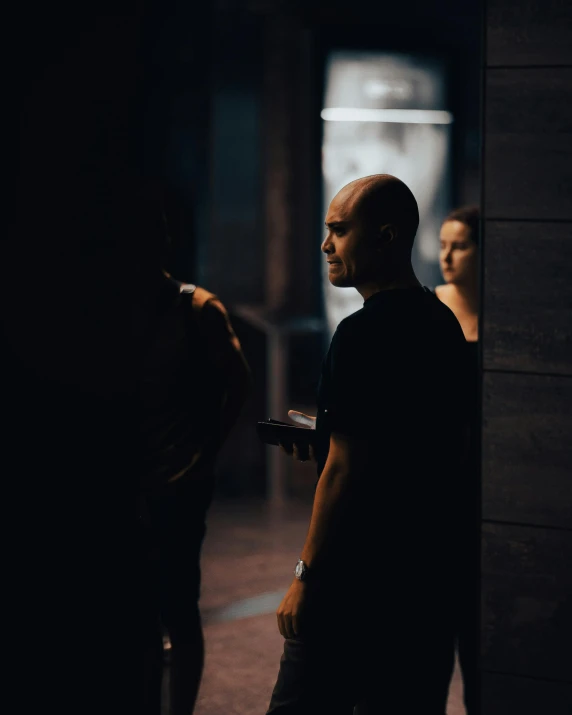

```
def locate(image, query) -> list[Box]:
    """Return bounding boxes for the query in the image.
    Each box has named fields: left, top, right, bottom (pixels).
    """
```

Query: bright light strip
left=321, top=107, right=454, bottom=125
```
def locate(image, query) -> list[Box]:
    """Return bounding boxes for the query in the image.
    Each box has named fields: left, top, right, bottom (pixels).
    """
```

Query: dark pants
left=452, top=548, right=479, bottom=715
left=266, top=582, right=462, bottom=715
left=138, top=474, right=214, bottom=714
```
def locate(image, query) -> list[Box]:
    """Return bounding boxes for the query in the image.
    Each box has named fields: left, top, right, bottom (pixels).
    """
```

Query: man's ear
left=379, top=224, right=397, bottom=248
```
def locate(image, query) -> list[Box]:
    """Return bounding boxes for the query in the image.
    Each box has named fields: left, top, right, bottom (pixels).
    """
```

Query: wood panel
left=482, top=672, right=572, bottom=714
left=486, top=68, right=572, bottom=135
left=487, top=0, right=572, bottom=66
left=484, top=69, right=572, bottom=220
left=263, top=19, right=319, bottom=317
left=482, top=372, right=572, bottom=529
left=481, top=523, right=572, bottom=681
left=482, top=221, right=572, bottom=374
left=484, top=137, right=572, bottom=221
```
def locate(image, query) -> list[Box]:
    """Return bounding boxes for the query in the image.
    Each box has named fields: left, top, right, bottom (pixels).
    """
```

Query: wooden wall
left=482, top=0, right=572, bottom=710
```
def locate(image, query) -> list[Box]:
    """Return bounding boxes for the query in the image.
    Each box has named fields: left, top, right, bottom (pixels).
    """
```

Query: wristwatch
left=294, top=559, right=308, bottom=582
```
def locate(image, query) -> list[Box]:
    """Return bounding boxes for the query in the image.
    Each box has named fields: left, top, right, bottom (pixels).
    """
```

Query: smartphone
left=256, top=419, right=316, bottom=448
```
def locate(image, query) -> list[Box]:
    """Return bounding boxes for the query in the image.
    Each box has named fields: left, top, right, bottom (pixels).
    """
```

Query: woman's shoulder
left=433, top=284, right=451, bottom=301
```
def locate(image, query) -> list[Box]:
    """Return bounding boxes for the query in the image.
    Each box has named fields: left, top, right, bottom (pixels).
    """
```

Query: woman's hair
left=443, top=205, right=480, bottom=245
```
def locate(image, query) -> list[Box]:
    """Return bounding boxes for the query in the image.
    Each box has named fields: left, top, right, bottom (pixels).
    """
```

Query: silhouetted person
left=435, top=205, right=480, bottom=715
left=138, top=194, right=251, bottom=715
left=266, top=175, right=471, bottom=714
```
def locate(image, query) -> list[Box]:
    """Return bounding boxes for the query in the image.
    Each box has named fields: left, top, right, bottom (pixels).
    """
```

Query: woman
left=435, top=205, right=479, bottom=341
left=435, top=204, right=480, bottom=715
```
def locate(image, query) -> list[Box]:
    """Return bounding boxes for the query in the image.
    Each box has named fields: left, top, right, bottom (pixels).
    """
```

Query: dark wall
left=481, top=0, right=572, bottom=709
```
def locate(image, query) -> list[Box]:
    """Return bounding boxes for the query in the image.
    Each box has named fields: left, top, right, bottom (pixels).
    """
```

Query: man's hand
left=276, top=578, right=309, bottom=639
left=288, top=410, right=316, bottom=429
left=279, top=442, right=316, bottom=462
left=279, top=410, right=317, bottom=462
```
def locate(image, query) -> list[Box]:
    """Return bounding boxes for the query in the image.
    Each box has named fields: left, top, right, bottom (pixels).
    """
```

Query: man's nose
left=321, top=234, right=333, bottom=254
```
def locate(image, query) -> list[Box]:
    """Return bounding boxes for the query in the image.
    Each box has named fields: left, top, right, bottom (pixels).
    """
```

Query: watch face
left=295, top=560, right=305, bottom=580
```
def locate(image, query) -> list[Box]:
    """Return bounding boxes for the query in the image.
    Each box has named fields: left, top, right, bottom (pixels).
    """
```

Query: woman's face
left=439, top=220, right=477, bottom=286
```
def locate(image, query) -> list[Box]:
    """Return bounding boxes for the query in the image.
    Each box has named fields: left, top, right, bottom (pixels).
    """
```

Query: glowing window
left=322, top=52, right=452, bottom=336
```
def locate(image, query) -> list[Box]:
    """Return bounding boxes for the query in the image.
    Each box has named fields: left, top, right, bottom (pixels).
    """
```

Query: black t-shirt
left=314, top=286, right=471, bottom=576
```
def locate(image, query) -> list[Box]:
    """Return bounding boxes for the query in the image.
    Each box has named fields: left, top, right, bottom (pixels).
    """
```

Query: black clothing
left=137, top=475, right=213, bottom=715
left=428, top=292, right=479, bottom=715
left=451, top=339, right=479, bottom=715
left=139, top=475, right=214, bottom=634
left=267, top=625, right=456, bottom=715
left=315, top=286, right=468, bottom=472
left=267, top=286, right=472, bottom=714
left=138, top=276, right=223, bottom=489
left=313, top=286, right=470, bottom=584
left=136, top=275, right=228, bottom=715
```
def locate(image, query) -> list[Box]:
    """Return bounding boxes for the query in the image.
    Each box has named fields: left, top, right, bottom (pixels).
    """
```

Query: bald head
left=338, top=174, right=419, bottom=252
left=323, top=175, right=420, bottom=294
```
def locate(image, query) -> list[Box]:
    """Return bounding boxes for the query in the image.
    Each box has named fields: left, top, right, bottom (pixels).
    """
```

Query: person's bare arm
left=299, top=432, right=365, bottom=568
left=201, top=297, right=252, bottom=446
left=276, top=431, right=367, bottom=638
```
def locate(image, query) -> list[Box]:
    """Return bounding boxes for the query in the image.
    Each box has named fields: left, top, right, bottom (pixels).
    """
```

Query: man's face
left=321, top=189, right=378, bottom=288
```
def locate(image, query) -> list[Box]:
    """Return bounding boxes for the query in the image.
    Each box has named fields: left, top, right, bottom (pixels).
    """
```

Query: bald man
left=266, top=175, right=472, bottom=714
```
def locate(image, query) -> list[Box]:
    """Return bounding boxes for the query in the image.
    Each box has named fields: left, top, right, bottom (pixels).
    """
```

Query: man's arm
left=299, top=431, right=366, bottom=570
left=276, top=430, right=367, bottom=639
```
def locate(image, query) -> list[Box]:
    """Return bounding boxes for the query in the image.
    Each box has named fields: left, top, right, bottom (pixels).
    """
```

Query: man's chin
left=328, top=275, right=353, bottom=288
